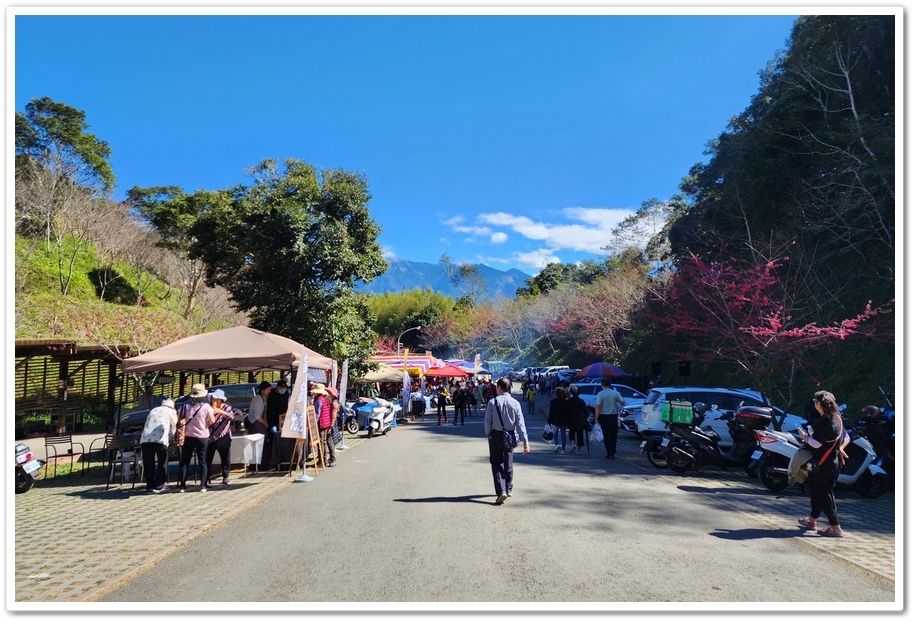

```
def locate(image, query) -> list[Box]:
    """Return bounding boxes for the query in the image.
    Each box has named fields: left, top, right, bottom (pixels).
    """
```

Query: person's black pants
left=205, top=434, right=232, bottom=483
left=809, top=461, right=840, bottom=525
left=598, top=414, right=619, bottom=458
left=141, top=442, right=168, bottom=490
left=487, top=432, right=514, bottom=495
left=178, top=437, right=209, bottom=489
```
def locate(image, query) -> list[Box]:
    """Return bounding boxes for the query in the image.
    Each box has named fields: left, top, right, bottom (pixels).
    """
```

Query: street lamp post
left=397, top=326, right=422, bottom=357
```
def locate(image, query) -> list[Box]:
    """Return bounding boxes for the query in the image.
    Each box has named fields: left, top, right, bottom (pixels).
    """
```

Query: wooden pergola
left=14, top=339, right=134, bottom=435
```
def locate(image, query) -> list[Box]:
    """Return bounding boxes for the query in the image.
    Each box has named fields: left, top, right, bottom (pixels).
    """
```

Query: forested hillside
left=14, top=15, right=896, bottom=414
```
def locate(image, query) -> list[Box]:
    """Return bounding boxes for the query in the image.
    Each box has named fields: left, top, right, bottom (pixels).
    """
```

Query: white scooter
left=359, top=397, right=400, bottom=438
left=14, top=443, right=43, bottom=494
left=754, top=415, right=888, bottom=498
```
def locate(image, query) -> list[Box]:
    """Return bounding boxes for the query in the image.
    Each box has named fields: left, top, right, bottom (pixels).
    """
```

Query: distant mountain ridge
left=357, top=258, right=531, bottom=300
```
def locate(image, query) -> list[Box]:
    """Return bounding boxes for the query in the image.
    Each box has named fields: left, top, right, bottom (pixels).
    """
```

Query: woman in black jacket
left=797, top=390, right=850, bottom=537
left=566, top=385, right=590, bottom=455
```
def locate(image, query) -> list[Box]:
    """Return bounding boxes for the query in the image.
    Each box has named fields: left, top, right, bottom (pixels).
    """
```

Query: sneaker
left=222, top=479, right=230, bottom=486
left=495, top=493, right=508, bottom=505
left=567, top=447, right=575, bottom=454
left=553, top=446, right=562, bottom=454
left=797, top=517, right=817, bottom=530
left=200, top=487, right=208, bottom=493
left=178, top=488, right=187, bottom=493
left=328, top=461, right=337, bottom=467
left=817, top=526, right=843, bottom=538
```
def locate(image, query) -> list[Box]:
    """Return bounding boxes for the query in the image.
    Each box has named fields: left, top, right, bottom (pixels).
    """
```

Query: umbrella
left=575, top=362, right=628, bottom=378
left=424, top=365, right=472, bottom=378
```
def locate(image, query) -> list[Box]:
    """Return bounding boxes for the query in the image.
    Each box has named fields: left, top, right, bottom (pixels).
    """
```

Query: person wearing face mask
left=264, top=379, right=290, bottom=470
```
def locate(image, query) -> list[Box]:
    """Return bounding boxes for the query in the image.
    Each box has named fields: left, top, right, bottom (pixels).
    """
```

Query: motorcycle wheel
left=758, top=454, right=789, bottom=492
left=744, top=459, right=758, bottom=479
left=15, top=467, right=34, bottom=494
left=645, top=440, right=667, bottom=468
left=666, top=441, right=693, bottom=473
left=345, top=419, right=359, bottom=435
left=854, top=471, right=888, bottom=498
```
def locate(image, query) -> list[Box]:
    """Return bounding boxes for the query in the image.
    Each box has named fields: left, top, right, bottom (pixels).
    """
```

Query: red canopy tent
left=424, top=365, right=472, bottom=378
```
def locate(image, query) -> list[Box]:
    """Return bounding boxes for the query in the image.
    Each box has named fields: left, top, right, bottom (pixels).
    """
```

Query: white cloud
left=382, top=247, right=397, bottom=260
left=443, top=215, right=492, bottom=237
left=490, top=232, right=508, bottom=244
left=514, top=249, right=562, bottom=269
left=479, top=208, right=632, bottom=254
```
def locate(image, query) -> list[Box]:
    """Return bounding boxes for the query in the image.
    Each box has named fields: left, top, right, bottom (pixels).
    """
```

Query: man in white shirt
left=594, top=378, right=625, bottom=459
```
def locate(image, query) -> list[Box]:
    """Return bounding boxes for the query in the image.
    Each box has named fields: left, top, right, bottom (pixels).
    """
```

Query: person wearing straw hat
left=310, top=383, right=336, bottom=467
left=177, top=383, right=216, bottom=493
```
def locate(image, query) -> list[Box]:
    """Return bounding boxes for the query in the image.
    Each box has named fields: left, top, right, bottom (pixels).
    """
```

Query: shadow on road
left=393, top=494, right=495, bottom=505
left=709, top=527, right=803, bottom=540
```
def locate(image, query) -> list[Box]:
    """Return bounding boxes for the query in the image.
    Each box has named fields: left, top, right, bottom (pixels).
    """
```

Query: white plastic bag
left=590, top=422, right=604, bottom=443
left=542, top=423, right=554, bottom=442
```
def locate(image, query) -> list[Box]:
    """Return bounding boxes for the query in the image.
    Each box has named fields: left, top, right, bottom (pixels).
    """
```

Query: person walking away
left=140, top=398, right=177, bottom=493
left=205, top=389, right=234, bottom=486
left=265, top=379, right=290, bottom=470
left=469, top=381, right=480, bottom=417
left=246, top=381, right=272, bottom=436
left=311, top=383, right=336, bottom=467
left=484, top=376, right=530, bottom=505
left=453, top=385, right=467, bottom=425
left=594, top=378, right=624, bottom=459
left=547, top=386, right=570, bottom=454
left=437, top=390, right=449, bottom=425
left=525, top=383, right=537, bottom=416
left=177, top=383, right=216, bottom=493
left=797, top=390, right=851, bottom=537
left=566, top=385, right=589, bottom=455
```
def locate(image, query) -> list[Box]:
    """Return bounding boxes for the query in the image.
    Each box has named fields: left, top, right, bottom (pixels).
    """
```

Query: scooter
left=357, top=397, right=400, bottom=438
left=341, top=403, right=360, bottom=435
left=755, top=416, right=888, bottom=497
left=664, top=404, right=764, bottom=476
left=15, top=443, right=43, bottom=494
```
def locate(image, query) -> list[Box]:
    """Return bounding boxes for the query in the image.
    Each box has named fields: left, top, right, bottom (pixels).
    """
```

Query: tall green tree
left=183, top=158, right=388, bottom=361
left=15, top=97, right=116, bottom=295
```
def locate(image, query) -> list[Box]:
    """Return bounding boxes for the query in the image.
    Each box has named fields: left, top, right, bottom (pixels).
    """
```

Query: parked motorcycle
left=665, top=403, right=766, bottom=475
left=341, top=403, right=360, bottom=435
left=356, top=397, right=400, bottom=438
left=857, top=405, right=895, bottom=484
left=15, top=443, right=43, bottom=494
left=640, top=429, right=671, bottom=468
left=755, top=413, right=888, bottom=497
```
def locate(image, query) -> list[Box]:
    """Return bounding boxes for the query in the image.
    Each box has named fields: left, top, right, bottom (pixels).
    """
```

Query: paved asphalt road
left=94, top=400, right=897, bottom=611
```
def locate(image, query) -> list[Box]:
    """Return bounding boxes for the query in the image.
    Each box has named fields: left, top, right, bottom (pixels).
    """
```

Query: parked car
left=636, top=386, right=805, bottom=448
left=555, top=369, right=581, bottom=384
left=117, top=382, right=261, bottom=434
left=571, top=383, right=647, bottom=429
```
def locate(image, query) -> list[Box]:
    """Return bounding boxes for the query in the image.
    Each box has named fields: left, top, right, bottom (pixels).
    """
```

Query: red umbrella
left=425, top=365, right=473, bottom=378
left=575, top=362, right=628, bottom=378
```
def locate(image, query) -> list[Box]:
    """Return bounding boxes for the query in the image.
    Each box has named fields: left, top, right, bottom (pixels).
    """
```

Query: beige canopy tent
left=121, top=325, right=334, bottom=373
left=358, top=363, right=405, bottom=383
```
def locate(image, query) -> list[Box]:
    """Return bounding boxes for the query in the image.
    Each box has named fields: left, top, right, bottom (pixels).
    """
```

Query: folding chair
left=105, top=435, right=141, bottom=490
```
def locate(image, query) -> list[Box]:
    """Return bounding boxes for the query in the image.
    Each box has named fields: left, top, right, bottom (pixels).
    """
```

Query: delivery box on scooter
left=661, top=400, right=694, bottom=425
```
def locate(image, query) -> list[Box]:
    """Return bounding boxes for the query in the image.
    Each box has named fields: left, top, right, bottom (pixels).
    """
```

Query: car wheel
left=758, top=454, right=789, bottom=492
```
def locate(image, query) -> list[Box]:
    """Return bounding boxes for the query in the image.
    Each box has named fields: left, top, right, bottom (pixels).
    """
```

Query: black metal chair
left=43, top=434, right=86, bottom=479
left=105, top=435, right=141, bottom=490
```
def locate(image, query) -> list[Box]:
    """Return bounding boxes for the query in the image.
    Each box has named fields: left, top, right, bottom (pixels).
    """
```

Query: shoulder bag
left=493, top=399, right=519, bottom=451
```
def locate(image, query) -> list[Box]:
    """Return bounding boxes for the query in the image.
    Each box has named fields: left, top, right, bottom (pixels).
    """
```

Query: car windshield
left=645, top=390, right=663, bottom=405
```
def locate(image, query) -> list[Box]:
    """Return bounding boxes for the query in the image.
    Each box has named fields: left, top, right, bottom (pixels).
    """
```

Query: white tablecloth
left=225, top=434, right=264, bottom=467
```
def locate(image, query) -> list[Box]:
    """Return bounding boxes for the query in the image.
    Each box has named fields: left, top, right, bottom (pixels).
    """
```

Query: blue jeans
left=553, top=425, right=568, bottom=449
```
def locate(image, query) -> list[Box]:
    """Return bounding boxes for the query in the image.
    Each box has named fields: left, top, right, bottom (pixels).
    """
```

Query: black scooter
left=665, top=403, right=766, bottom=476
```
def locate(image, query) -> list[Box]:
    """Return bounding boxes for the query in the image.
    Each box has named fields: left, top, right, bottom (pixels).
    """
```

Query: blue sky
left=12, top=7, right=802, bottom=276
